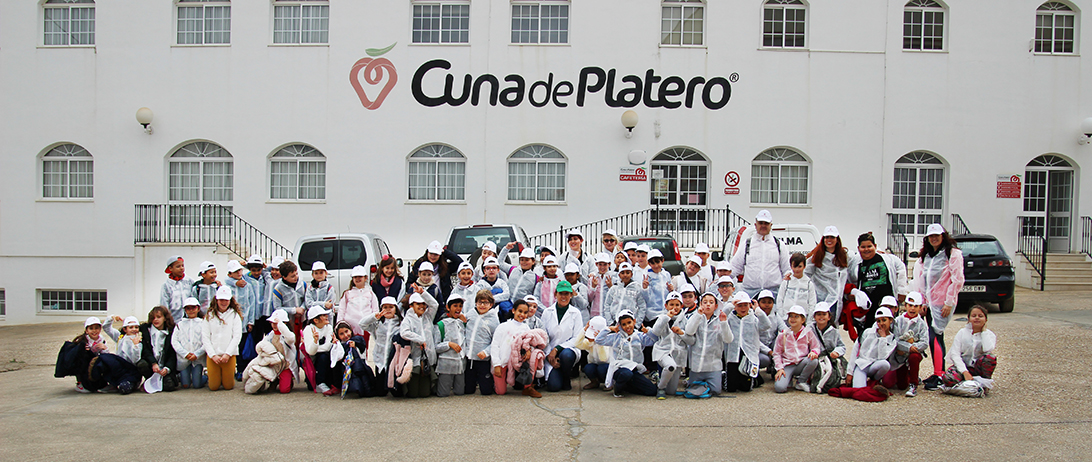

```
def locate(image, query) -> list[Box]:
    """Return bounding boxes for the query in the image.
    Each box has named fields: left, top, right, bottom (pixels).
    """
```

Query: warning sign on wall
left=996, top=174, right=1021, bottom=199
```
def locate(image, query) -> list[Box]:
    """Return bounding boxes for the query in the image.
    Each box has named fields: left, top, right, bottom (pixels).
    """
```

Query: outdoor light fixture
left=1080, top=117, right=1092, bottom=145
left=628, top=149, right=646, bottom=165
left=136, top=107, right=154, bottom=134
left=621, top=110, right=638, bottom=138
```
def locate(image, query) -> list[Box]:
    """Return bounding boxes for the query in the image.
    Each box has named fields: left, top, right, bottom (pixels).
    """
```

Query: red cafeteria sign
left=996, top=175, right=1021, bottom=199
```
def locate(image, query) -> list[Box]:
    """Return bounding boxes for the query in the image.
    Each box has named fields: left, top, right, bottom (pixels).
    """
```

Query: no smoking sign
left=724, top=171, right=740, bottom=195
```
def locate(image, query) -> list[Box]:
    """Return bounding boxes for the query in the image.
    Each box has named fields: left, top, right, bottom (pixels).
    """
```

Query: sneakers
left=235, top=372, right=243, bottom=381
left=922, top=375, right=941, bottom=391
left=905, top=384, right=918, bottom=397
left=75, top=383, right=90, bottom=394
left=613, top=388, right=625, bottom=398
left=795, top=382, right=811, bottom=393
left=649, top=370, right=660, bottom=385
left=522, top=386, right=542, bottom=398
left=657, top=389, right=667, bottom=400
left=582, top=380, right=600, bottom=390
left=316, top=384, right=331, bottom=394
left=323, top=387, right=340, bottom=397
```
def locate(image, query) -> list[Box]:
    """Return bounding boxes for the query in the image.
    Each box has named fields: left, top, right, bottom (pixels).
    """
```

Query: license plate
left=961, top=285, right=986, bottom=293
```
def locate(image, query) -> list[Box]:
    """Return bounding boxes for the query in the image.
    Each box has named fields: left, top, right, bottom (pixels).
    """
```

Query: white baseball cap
left=482, top=241, right=497, bottom=253
left=351, top=265, right=369, bottom=278
left=541, top=245, right=557, bottom=256
left=543, top=256, right=559, bottom=267
left=823, top=226, right=840, bottom=238
left=694, top=243, right=710, bottom=254
left=716, top=261, right=731, bottom=271
left=269, top=309, right=289, bottom=324
left=732, top=291, right=751, bottom=305
left=246, top=254, right=264, bottom=266
left=617, top=262, right=633, bottom=272
left=666, top=291, right=682, bottom=302
left=686, top=255, right=702, bottom=266
left=595, top=252, right=611, bottom=264
left=122, top=316, right=140, bottom=327
left=166, top=255, right=183, bottom=269
left=447, top=293, right=465, bottom=304
left=215, top=285, right=232, bottom=300
left=787, top=305, right=807, bottom=317
left=602, top=229, right=618, bottom=238
left=271, top=256, right=285, bottom=267
left=566, top=229, right=583, bottom=240
left=418, top=262, right=435, bottom=273
left=678, top=283, right=696, bottom=294
left=564, top=263, right=581, bottom=274
left=519, top=248, right=536, bottom=259
left=717, top=275, right=735, bottom=286
left=586, top=316, right=608, bottom=339
left=198, top=261, right=216, bottom=274
left=927, top=223, right=945, bottom=236
left=183, top=297, right=200, bottom=308
left=311, top=261, right=327, bottom=272
left=757, top=289, right=775, bottom=300
left=307, top=305, right=330, bottom=320
left=408, top=293, right=426, bottom=304
left=483, top=257, right=499, bottom=268
left=523, top=295, right=540, bottom=305
left=875, top=307, right=895, bottom=319
left=635, top=244, right=651, bottom=253
left=226, top=260, right=244, bottom=274
left=648, top=249, right=664, bottom=259
left=615, top=309, right=635, bottom=322
left=84, top=316, right=103, bottom=327
left=427, top=240, right=444, bottom=255
left=755, top=210, right=773, bottom=223
left=881, top=295, right=899, bottom=308
left=380, top=296, right=398, bottom=307
left=813, top=301, right=832, bottom=313
left=457, top=261, right=474, bottom=273
left=906, top=291, right=924, bottom=305
left=623, top=242, right=638, bottom=251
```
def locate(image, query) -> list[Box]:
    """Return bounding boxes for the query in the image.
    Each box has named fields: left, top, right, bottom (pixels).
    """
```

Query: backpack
left=684, top=380, right=715, bottom=399
left=742, top=235, right=782, bottom=267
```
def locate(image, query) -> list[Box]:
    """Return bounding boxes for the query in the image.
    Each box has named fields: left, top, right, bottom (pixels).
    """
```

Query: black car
left=952, top=234, right=1015, bottom=312
left=621, top=235, right=684, bottom=276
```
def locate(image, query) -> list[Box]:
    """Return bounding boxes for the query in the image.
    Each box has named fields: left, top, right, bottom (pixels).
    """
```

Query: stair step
left=1040, top=267, right=1092, bottom=274
left=1033, top=274, right=1092, bottom=282
left=1042, top=262, right=1092, bottom=270
left=1044, top=253, right=1091, bottom=262
left=1040, top=282, right=1092, bottom=291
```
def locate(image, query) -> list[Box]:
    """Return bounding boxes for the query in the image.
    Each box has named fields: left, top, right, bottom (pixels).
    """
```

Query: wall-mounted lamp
left=628, top=149, right=646, bottom=165
left=136, top=107, right=154, bottom=134
left=621, top=110, right=638, bottom=138
left=1080, top=117, right=1092, bottom=145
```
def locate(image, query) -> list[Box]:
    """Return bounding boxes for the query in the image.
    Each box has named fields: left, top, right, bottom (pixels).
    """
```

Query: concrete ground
left=1, top=287, right=1090, bottom=461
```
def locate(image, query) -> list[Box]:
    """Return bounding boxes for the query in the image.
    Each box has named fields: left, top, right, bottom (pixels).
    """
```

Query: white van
left=292, top=233, right=399, bottom=298
left=712, top=224, right=822, bottom=262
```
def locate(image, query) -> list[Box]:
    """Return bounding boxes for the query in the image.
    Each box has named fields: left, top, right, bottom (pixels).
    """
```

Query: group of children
left=56, top=230, right=997, bottom=400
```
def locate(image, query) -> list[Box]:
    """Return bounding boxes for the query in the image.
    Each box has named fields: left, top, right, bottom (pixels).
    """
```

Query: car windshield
left=957, top=239, right=1002, bottom=257
left=624, top=239, right=677, bottom=261
left=449, top=228, right=515, bottom=254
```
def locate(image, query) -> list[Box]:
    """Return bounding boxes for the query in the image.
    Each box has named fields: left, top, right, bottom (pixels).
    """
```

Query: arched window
left=661, top=0, right=704, bottom=46
left=41, top=143, right=93, bottom=199
left=176, top=0, right=231, bottom=45
left=903, top=0, right=945, bottom=50
left=507, top=145, right=566, bottom=202
left=43, top=0, right=95, bottom=46
left=273, top=0, right=329, bottom=44
left=168, top=141, right=232, bottom=226
left=763, top=0, right=806, bottom=48
left=407, top=144, right=466, bottom=201
left=1035, top=2, right=1077, bottom=54
left=751, top=147, right=809, bottom=205
left=890, top=151, right=945, bottom=238
left=270, top=144, right=326, bottom=200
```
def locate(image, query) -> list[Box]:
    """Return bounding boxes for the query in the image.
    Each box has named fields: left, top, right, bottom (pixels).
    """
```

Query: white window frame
left=175, top=0, right=232, bottom=46
left=38, top=289, right=107, bottom=314
left=511, top=1, right=570, bottom=45
left=661, top=0, right=704, bottom=47
left=761, top=0, right=807, bottom=49
left=41, top=0, right=95, bottom=47
left=167, top=141, right=234, bottom=227
left=272, top=0, right=329, bottom=45
left=40, top=143, right=94, bottom=200
left=269, top=144, right=326, bottom=201
left=507, top=144, right=567, bottom=203
left=891, top=151, right=947, bottom=240
left=407, top=144, right=467, bottom=202
left=750, top=147, right=810, bottom=206
left=0, top=289, right=6, bottom=317
left=1035, top=2, right=1079, bottom=55
left=412, top=1, right=471, bottom=44
left=903, top=0, right=947, bottom=51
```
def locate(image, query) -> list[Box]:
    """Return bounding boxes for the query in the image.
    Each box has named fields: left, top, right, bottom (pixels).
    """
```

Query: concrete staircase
left=1031, top=253, right=1092, bottom=291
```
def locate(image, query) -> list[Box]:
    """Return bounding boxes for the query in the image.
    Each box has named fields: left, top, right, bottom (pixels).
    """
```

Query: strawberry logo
left=350, top=43, right=398, bottom=110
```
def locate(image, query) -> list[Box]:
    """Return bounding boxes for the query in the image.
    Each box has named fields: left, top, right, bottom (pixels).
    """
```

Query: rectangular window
left=661, top=2, right=703, bottom=46
left=763, top=6, right=805, bottom=48
left=903, top=9, right=944, bottom=50
left=508, top=161, right=565, bottom=201
left=271, top=159, right=325, bottom=200
left=43, top=158, right=94, bottom=199
left=1036, top=13, right=1075, bottom=53
left=512, top=2, right=568, bottom=44
left=39, top=289, right=107, bottom=313
left=178, top=2, right=231, bottom=45
left=413, top=3, right=470, bottom=44
left=0, top=289, right=5, bottom=316
left=274, top=3, right=329, bottom=44
left=44, top=3, right=95, bottom=46
left=409, top=160, right=465, bottom=200
left=751, top=164, right=807, bottom=204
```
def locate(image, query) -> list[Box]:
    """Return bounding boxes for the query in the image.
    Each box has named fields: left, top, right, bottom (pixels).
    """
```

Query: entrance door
left=650, top=147, right=709, bottom=241
left=891, top=152, right=946, bottom=242
left=1024, top=155, right=1075, bottom=252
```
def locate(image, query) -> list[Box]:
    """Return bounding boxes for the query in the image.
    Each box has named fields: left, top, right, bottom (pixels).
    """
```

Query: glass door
left=892, top=152, right=945, bottom=243
left=650, top=148, right=709, bottom=236
left=1025, top=155, right=1075, bottom=253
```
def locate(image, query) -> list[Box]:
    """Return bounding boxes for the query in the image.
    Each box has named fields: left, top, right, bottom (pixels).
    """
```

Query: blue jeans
left=180, top=363, right=207, bottom=389
left=546, top=349, right=577, bottom=392
left=583, top=363, right=609, bottom=383
left=612, top=368, right=658, bottom=396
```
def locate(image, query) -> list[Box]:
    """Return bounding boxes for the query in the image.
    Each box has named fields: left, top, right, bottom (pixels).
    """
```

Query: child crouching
left=597, top=310, right=659, bottom=398
left=329, top=321, right=371, bottom=398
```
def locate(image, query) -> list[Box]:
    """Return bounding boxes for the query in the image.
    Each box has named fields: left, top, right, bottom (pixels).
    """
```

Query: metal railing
left=1017, top=216, right=1047, bottom=291
left=951, top=213, right=972, bottom=236
left=885, top=214, right=911, bottom=264
left=135, top=204, right=293, bottom=261
left=1082, top=216, right=1091, bottom=259
left=528, top=205, right=751, bottom=253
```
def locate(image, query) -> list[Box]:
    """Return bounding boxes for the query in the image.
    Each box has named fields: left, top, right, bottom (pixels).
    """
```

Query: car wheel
left=999, top=296, right=1015, bottom=313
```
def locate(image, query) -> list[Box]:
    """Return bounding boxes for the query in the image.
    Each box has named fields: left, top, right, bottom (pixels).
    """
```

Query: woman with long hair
left=911, top=224, right=965, bottom=390
left=804, top=226, right=858, bottom=325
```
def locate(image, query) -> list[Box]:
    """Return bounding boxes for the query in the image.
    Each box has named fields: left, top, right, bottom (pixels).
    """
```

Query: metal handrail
left=885, top=214, right=911, bottom=264
left=135, top=204, right=293, bottom=261
left=527, top=205, right=751, bottom=254
left=1082, top=216, right=1091, bottom=259
left=951, top=213, right=971, bottom=236
left=1016, top=215, right=1047, bottom=291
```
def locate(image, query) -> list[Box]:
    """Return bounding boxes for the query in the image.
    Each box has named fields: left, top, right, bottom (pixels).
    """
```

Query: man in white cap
left=729, top=210, right=791, bottom=300
left=847, top=230, right=908, bottom=329
left=410, top=240, right=465, bottom=303
left=673, top=255, right=709, bottom=295
left=601, top=229, right=620, bottom=255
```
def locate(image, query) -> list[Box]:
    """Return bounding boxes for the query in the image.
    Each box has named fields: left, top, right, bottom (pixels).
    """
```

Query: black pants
left=464, top=359, right=495, bottom=395
left=313, top=352, right=332, bottom=388
left=723, top=361, right=754, bottom=393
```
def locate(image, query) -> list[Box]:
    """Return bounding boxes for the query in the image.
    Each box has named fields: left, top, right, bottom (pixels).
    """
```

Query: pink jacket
left=506, top=328, right=549, bottom=386
left=773, top=327, right=820, bottom=370
left=912, top=248, right=964, bottom=308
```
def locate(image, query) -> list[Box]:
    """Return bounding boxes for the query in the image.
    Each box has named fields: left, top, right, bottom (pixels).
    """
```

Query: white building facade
left=1, top=0, right=1089, bottom=324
